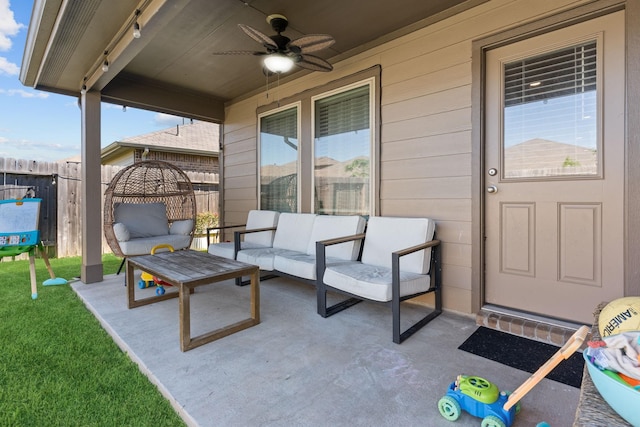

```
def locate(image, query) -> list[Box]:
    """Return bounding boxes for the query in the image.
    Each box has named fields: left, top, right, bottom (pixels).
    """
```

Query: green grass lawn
left=0, top=254, right=185, bottom=426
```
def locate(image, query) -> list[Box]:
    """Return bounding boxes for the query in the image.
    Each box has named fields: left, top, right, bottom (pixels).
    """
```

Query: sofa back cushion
left=114, top=202, right=169, bottom=238
left=244, top=210, right=280, bottom=247
left=361, top=217, right=435, bottom=274
left=272, top=213, right=316, bottom=252
left=306, top=215, right=366, bottom=259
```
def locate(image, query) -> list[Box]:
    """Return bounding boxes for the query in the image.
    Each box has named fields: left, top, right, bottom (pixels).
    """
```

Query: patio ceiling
left=21, top=0, right=485, bottom=122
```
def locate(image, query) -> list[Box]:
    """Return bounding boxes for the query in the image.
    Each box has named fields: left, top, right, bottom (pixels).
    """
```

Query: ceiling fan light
left=263, top=54, right=294, bottom=73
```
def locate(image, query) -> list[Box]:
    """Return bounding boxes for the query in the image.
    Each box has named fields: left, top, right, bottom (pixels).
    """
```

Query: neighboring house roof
left=101, top=121, right=220, bottom=162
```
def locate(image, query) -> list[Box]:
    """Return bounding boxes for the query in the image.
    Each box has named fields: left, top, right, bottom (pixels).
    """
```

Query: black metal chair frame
left=315, top=233, right=442, bottom=344
left=228, top=226, right=281, bottom=286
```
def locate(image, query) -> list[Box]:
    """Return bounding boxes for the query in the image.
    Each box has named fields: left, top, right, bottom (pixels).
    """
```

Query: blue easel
left=0, top=198, right=67, bottom=299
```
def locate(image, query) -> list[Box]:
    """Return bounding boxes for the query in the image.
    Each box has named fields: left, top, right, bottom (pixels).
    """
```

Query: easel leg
left=38, top=243, right=56, bottom=279
left=28, top=248, right=38, bottom=299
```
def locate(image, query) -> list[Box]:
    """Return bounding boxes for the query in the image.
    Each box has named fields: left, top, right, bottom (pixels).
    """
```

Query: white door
left=484, top=12, right=625, bottom=324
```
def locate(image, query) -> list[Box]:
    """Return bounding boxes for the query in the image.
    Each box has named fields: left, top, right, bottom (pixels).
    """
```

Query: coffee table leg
left=179, top=284, right=191, bottom=352
left=127, top=260, right=135, bottom=309
left=251, top=268, right=260, bottom=322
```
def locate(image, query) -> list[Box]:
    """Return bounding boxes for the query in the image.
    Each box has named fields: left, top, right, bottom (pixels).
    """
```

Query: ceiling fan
left=214, top=14, right=335, bottom=73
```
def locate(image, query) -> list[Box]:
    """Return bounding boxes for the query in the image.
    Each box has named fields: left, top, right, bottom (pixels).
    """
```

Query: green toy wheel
left=438, top=395, right=461, bottom=421
left=481, top=415, right=506, bottom=427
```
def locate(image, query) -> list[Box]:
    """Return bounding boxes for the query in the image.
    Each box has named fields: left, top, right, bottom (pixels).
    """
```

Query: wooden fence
left=0, top=158, right=219, bottom=258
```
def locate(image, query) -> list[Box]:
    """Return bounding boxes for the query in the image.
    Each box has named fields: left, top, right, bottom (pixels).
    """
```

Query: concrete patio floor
left=72, top=273, right=580, bottom=427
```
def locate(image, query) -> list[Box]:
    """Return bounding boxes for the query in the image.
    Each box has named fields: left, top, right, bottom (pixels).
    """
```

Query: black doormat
left=458, top=327, right=584, bottom=388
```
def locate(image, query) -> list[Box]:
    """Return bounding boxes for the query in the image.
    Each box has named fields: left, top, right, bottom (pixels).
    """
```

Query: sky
left=0, top=0, right=187, bottom=162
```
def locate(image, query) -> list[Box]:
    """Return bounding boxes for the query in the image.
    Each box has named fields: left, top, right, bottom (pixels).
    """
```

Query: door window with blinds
left=313, top=83, right=372, bottom=215
left=259, top=105, right=299, bottom=212
left=502, top=39, right=601, bottom=179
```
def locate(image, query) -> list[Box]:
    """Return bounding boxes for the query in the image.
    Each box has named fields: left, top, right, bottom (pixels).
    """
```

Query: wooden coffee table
left=126, top=250, right=259, bottom=352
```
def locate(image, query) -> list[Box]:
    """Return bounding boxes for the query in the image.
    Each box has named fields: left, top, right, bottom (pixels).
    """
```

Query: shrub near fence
left=0, top=158, right=219, bottom=258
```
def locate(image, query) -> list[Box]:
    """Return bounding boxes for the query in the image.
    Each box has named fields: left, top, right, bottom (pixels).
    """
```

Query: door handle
left=487, top=185, right=498, bottom=194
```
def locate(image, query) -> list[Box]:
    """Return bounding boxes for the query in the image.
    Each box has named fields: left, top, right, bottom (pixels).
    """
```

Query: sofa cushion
left=170, top=219, right=193, bottom=235
left=272, top=213, right=316, bottom=252
left=361, top=217, right=435, bottom=275
left=236, top=247, right=299, bottom=271
left=113, top=222, right=130, bottom=242
left=114, top=202, right=169, bottom=238
left=274, top=252, right=352, bottom=281
left=208, top=241, right=270, bottom=260
left=117, top=234, right=191, bottom=256
left=323, top=262, right=431, bottom=302
left=305, top=215, right=366, bottom=259
left=244, top=210, right=280, bottom=247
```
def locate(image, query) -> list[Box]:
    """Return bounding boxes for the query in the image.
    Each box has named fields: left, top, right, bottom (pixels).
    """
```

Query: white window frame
left=257, top=101, right=302, bottom=212
left=498, top=33, right=604, bottom=181
left=255, top=67, right=380, bottom=215
left=311, top=78, right=376, bottom=215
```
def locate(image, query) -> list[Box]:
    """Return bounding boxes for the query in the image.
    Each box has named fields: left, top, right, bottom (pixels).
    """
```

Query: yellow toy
left=137, top=244, right=174, bottom=295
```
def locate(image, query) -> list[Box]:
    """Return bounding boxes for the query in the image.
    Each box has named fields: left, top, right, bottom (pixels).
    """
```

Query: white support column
left=80, top=90, right=104, bottom=283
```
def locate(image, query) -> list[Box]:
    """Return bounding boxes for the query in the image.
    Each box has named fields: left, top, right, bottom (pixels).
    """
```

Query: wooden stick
left=38, top=243, right=56, bottom=279
left=503, top=325, right=589, bottom=411
left=28, top=248, right=38, bottom=299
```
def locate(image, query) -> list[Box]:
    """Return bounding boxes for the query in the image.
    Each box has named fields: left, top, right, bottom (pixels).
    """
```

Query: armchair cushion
left=118, top=234, right=192, bottom=256
left=113, top=222, right=130, bottom=242
left=361, top=217, right=435, bottom=274
left=113, top=202, right=169, bottom=238
left=322, top=262, right=431, bottom=302
left=170, top=219, right=193, bottom=235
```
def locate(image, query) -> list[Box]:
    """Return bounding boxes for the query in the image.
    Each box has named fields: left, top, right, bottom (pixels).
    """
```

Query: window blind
left=504, top=41, right=596, bottom=107
left=315, top=85, right=369, bottom=137
left=261, top=107, right=297, bottom=138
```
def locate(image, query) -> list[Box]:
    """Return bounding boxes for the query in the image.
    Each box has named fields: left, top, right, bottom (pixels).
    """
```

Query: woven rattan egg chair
left=104, top=160, right=197, bottom=273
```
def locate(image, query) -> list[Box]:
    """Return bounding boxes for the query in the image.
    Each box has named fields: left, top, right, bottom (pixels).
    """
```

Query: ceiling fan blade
left=238, top=24, right=277, bottom=50
left=212, top=50, right=266, bottom=56
left=296, top=54, right=333, bottom=72
left=288, top=34, right=335, bottom=54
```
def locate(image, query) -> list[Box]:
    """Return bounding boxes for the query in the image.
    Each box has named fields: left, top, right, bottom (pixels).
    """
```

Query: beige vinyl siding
left=221, top=0, right=595, bottom=315
left=221, top=100, right=259, bottom=229
left=102, top=150, right=134, bottom=166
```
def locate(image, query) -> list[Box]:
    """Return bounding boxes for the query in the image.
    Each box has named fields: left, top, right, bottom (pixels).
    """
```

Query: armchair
left=316, top=216, right=442, bottom=344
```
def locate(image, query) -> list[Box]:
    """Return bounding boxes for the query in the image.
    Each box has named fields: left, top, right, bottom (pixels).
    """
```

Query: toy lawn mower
left=138, top=244, right=174, bottom=296
left=438, top=325, right=589, bottom=427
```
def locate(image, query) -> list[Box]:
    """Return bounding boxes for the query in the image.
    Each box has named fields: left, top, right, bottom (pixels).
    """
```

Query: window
left=502, top=40, right=599, bottom=178
left=257, top=68, right=379, bottom=215
left=259, top=105, right=299, bottom=212
left=313, top=84, right=371, bottom=215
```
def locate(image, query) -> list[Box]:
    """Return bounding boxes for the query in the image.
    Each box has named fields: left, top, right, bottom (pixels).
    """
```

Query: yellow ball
left=599, top=297, right=640, bottom=337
